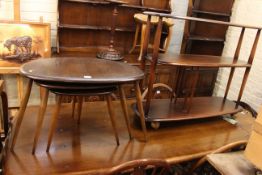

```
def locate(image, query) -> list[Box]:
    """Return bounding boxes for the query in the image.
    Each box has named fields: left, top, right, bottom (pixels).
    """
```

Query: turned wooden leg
left=71, top=96, right=76, bottom=119
left=118, top=85, right=132, bottom=139
left=129, top=24, right=140, bottom=54
left=138, top=24, right=147, bottom=61
left=11, top=79, right=33, bottom=151
left=77, top=96, right=83, bottom=125
left=106, top=94, right=120, bottom=145
left=135, top=81, right=147, bottom=141
left=32, top=88, right=49, bottom=154
left=46, top=95, right=62, bottom=152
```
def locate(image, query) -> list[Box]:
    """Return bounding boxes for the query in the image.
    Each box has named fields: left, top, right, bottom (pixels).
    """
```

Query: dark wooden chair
left=62, top=159, right=171, bottom=175
left=189, top=107, right=262, bottom=175
left=105, top=159, right=171, bottom=175
left=0, top=80, right=10, bottom=173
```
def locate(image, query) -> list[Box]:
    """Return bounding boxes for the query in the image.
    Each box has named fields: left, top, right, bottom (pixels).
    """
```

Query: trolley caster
left=151, top=121, right=160, bottom=129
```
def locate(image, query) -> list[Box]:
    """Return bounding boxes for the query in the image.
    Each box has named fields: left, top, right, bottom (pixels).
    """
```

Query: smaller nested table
left=10, top=57, right=146, bottom=154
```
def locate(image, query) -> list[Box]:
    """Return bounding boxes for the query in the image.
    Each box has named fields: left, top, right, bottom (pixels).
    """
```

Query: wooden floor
left=4, top=100, right=254, bottom=174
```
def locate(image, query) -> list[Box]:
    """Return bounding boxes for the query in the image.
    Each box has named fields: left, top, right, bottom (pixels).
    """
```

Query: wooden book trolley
left=136, top=11, right=261, bottom=129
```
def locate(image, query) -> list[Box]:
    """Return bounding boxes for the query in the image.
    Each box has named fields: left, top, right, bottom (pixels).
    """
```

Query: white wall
left=0, top=0, right=13, bottom=20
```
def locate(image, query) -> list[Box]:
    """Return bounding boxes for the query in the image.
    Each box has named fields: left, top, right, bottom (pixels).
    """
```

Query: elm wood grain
left=106, top=94, right=120, bottom=146
left=180, top=0, right=235, bottom=96
left=143, top=12, right=262, bottom=30
left=135, top=81, right=147, bottom=141
left=10, top=79, right=33, bottom=151
left=145, top=17, right=163, bottom=114
left=193, top=0, right=235, bottom=14
left=188, top=35, right=225, bottom=42
left=119, top=85, right=133, bottom=139
left=47, top=87, right=121, bottom=148
left=223, top=28, right=245, bottom=102
left=61, top=0, right=171, bottom=12
left=20, top=58, right=144, bottom=84
left=192, top=10, right=231, bottom=17
left=236, top=29, right=261, bottom=108
left=59, top=31, right=165, bottom=54
left=46, top=95, right=63, bottom=152
left=135, top=97, right=242, bottom=122
left=11, top=57, right=147, bottom=152
left=121, top=4, right=171, bottom=13
left=187, top=16, right=229, bottom=39
left=57, top=0, right=171, bottom=56
left=35, top=81, right=116, bottom=90
left=149, top=53, right=251, bottom=68
left=4, top=103, right=254, bottom=175
left=97, top=0, right=126, bottom=61
left=58, top=24, right=136, bottom=32
left=32, top=88, right=49, bottom=154
left=141, top=12, right=260, bottom=124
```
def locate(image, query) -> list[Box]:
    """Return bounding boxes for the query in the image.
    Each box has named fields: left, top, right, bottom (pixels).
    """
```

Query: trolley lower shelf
left=134, top=97, right=242, bottom=122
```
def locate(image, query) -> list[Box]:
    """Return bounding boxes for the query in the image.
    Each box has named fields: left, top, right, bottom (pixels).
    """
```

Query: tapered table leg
left=46, top=95, right=62, bottom=152
left=118, top=85, right=133, bottom=139
left=77, top=96, right=83, bottom=125
left=11, top=79, right=33, bottom=151
left=32, top=88, right=49, bottom=154
left=106, top=94, right=120, bottom=145
left=135, top=81, right=147, bottom=141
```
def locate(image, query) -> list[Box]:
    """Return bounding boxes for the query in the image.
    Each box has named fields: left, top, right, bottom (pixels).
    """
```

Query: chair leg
left=134, top=81, right=147, bottom=141
left=32, top=88, right=49, bottom=154
left=106, top=94, right=120, bottom=146
left=10, top=79, right=33, bottom=151
left=129, top=24, right=140, bottom=54
left=71, top=96, right=76, bottom=119
left=77, top=96, right=83, bottom=125
left=118, top=85, right=133, bottom=139
left=138, top=24, right=147, bottom=61
left=46, top=95, right=62, bottom=152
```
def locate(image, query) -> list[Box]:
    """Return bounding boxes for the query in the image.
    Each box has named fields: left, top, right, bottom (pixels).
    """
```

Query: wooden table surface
left=20, top=57, right=144, bottom=84
left=4, top=101, right=254, bottom=175
left=154, top=53, right=251, bottom=68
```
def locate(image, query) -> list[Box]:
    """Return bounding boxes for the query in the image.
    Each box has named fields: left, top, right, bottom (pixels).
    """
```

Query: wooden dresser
left=57, top=0, right=171, bottom=55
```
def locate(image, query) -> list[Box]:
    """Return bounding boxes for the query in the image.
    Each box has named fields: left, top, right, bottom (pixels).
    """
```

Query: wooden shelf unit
left=139, top=11, right=261, bottom=125
left=57, top=0, right=171, bottom=55
left=179, top=0, right=235, bottom=97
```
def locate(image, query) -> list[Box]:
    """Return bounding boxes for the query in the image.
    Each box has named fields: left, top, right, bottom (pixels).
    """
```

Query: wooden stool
left=45, top=87, right=122, bottom=152
left=129, top=13, right=174, bottom=60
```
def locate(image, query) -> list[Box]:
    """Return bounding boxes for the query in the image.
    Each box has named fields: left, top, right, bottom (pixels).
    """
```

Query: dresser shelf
left=192, top=9, right=230, bottom=17
left=58, top=24, right=136, bottom=32
left=57, top=0, right=171, bottom=56
left=188, top=35, right=225, bottom=42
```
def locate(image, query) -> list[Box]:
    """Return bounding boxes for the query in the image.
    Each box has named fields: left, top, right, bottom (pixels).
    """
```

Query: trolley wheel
left=151, top=121, right=160, bottom=129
